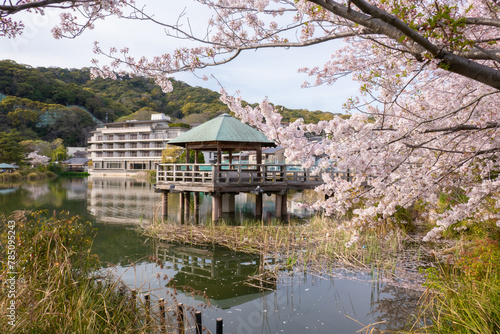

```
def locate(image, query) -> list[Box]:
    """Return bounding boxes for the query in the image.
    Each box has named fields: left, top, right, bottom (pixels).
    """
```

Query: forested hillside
left=0, top=59, right=337, bottom=148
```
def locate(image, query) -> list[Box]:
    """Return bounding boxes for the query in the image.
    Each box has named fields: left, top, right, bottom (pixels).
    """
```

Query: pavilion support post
left=184, top=192, right=191, bottom=223
left=212, top=193, right=221, bottom=222
left=275, top=194, right=282, bottom=218
left=179, top=192, right=185, bottom=224
left=218, top=194, right=223, bottom=218
left=194, top=192, right=200, bottom=224
left=281, top=191, right=288, bottom=217
left=256, top=193, right=263, bottom=217
left=161, top=191, right=169, bottom=219
left=228, top=151, right=233, bottom=165
left=222, top=193, right=235, bottom=213
left=185, top=147, right=190, bottom=164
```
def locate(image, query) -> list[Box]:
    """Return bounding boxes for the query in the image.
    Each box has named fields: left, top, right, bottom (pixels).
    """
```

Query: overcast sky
left=0, top=1, right=359, bottom=113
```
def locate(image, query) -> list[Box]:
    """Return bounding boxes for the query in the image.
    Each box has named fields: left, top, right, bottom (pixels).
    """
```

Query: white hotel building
left=87, top=114, right=189, bottom=175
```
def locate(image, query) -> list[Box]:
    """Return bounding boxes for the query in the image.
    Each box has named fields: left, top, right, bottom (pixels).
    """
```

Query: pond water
left=0, top=177, right=423, bottom=333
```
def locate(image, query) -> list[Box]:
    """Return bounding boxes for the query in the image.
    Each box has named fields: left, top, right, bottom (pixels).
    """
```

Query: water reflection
left=155, top=241, right=275, bottom=309
left=87, top=176, right=318, bottom=225
left=88, top=177, right=161, bottom=224
left=0, top=177, right=423, bottom=333
left=368, top=283, right=423, bottom=331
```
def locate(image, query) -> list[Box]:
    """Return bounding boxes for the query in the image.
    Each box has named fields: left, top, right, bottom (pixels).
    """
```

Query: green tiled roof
left=168, top=114, right=275, bottom=147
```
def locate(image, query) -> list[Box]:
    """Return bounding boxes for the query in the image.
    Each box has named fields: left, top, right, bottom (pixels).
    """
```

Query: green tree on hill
left=0, top=131, right=24, bottom=165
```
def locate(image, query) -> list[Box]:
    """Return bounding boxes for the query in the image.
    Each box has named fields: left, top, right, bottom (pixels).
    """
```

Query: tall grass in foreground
left=0, top=210, right=179, bottom=333
left=414, top=238, right=500, bottom=334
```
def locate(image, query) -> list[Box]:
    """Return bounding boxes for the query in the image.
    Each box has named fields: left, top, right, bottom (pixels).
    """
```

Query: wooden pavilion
left=167, top=113, right=275, bottom=166
left=156, top=114, right=338, bottom=221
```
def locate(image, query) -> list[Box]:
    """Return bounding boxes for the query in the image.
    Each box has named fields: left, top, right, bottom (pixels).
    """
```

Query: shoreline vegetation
left=0, top=210, right=202, bottom=333
left=146, top=216, right=430, bottom=284
left=1, top=200, right=499, bottom=332
left=145, top=209, right=500, bottom=333
left=0, top=169, right=91, bottom=184
left=0, top=169, right=57, bottom=183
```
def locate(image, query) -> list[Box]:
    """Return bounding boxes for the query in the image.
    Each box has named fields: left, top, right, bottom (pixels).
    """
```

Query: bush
left=43, top=171, right=57, bottom=178
left=0, top=171, right=22, bottom=181
left=27, top=172, right=39, bottom=180
left=48, top=162, right=64, bottom=173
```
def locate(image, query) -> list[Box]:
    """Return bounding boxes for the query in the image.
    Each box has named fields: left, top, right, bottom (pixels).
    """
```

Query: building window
left=106, top=162, right=122, bottom=169
left=130, top=163, right=147, bottom=170
left=141, top=134, right=150, bottom=140
left=118, top=135, right=125, bottom=140
left=130, top=134, right=137, bottom=140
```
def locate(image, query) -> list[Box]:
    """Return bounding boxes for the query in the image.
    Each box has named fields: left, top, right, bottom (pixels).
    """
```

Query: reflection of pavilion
left=156, top=241, right=275, bottom=309
left=87, top=177, right=160, bottom=224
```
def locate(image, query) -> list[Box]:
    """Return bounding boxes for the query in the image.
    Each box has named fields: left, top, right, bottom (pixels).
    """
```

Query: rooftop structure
left=168, top=113, right=275, bottom=164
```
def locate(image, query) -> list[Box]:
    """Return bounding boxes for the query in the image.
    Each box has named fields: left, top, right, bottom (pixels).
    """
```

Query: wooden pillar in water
left=161, top=191, right=168, bottom=219
left=184, top=192, right=191, bottom=222
left=256, top=193, right=263, bottom=217
left=212, top=193, right=221, bottom=221
left=179, top=192, right=185, bottom=224
left=222, top=193, right=235, bottom=213
left=281, top=191, right=288, bottom=217
left=275, top=193, right=282, bottom=218
left=194, top=192, right=200, bottom=224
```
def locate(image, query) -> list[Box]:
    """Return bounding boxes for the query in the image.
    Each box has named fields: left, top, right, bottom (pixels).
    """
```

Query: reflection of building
left=63, top=177, right=89, bottom=200
left=87, top=177, right=161, bottom=224
left=156, top=241, right=275, bottom=309
left=88, top=114, right=189, bottom=175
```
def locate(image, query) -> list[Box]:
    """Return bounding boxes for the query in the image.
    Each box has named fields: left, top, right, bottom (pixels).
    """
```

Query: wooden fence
left=124, top=288, right=223, bottom=334
left=156, top=163, right=352, bottom=189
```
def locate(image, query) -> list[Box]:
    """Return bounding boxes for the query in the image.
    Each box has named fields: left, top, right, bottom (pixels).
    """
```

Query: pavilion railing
left=156, top=163, right=352, bottom=186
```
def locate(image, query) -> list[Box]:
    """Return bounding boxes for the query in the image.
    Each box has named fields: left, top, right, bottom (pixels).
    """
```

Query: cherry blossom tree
left=2, top=0, right=500, bottom=240
left=27, top=151, right=50, bottom=166
left=0, top=0, right=130, bottom=38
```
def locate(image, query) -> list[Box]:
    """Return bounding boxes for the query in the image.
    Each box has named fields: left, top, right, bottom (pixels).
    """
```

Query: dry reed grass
left=146, top=215, right=430, bottom=285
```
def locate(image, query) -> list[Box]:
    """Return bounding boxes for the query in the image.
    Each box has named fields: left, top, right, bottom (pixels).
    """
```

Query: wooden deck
left=156, top=163, right=350, bottom=193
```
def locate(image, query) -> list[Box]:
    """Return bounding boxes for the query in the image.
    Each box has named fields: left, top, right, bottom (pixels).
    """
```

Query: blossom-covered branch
left=3, top=0, right=500, bottom=241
